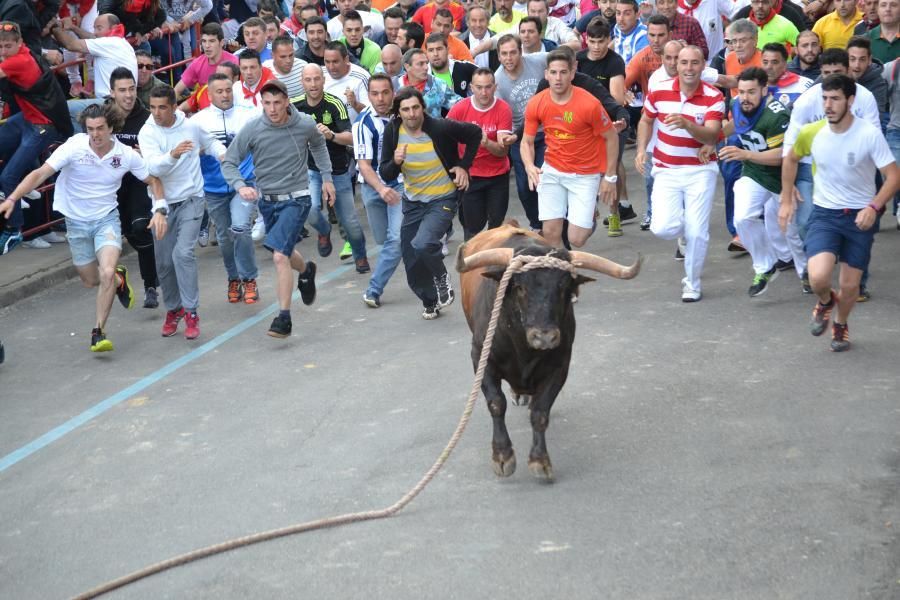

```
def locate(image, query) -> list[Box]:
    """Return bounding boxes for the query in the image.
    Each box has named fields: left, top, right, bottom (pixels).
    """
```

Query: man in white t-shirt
left=778, top=74, right=899, bottom=352
left=323, top=41, right=370, bottom=122
left=263, top=36, right=307, bottom=103
left=0, top=104, right=166, bottom=354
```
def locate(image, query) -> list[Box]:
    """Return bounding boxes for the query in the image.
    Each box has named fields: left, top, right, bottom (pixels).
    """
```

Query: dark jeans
left=400, top=194, right=457, bottom=307
left=149, top=33, right=185, bottom=82
left=509, top=134, right=545, bottom=230
left=717, top=141, right=742, bottom=237
left=462, top=173, right=509, bottom=239
left=0, top=115, right=64, bottom=230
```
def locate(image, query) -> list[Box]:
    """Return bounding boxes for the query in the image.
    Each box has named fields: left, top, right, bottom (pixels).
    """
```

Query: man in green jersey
left=718, top=67, right=807, bottom=297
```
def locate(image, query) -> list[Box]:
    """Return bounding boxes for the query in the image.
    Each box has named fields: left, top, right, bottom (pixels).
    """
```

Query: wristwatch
left=603, top=174, right=618, bottom=183
left=155, top=207, right=169, bottom=216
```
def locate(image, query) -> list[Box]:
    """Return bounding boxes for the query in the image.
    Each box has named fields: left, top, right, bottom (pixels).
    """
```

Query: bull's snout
left=525, top=327, right=561, bottom=350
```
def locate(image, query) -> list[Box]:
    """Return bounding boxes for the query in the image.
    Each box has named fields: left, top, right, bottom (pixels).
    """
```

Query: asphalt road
left=1, top=171, right=899, bottom=600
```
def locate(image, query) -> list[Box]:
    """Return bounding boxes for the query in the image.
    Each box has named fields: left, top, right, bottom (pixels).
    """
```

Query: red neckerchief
left=749, top=7, right=777, bottom=27
left=105, top=24, right=127, bottom=38
left=777, top=70, right=800, bottom=87
left=401, top=74, right=427, bottom=93
left=677, top=0, right=701, bottom=19
left=123, top=0, right=151, bottom=14
left=241, top=68, right=275, bottom=104
left=281, top=14, right=303, bottom=35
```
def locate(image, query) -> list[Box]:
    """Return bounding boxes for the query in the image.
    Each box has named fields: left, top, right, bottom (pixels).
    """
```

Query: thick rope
left=71, top=254, right=577, bottom=600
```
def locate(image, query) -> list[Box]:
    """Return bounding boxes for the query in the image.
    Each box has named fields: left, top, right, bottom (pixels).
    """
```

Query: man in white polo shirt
left=0, top=104, right=166, bottom=353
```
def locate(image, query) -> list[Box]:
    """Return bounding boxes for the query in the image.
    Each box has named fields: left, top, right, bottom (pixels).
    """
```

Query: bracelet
left=867, top=202, right=884, bottom=214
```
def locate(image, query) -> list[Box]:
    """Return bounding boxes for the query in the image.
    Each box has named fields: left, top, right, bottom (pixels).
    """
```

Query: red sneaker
left=184, top=311, right=200, bottom=340
left=227, top=279, right=242, bottom=303
left=243, top=279, right=259, bottom=304
left=161, top=308, right=185, bottom=337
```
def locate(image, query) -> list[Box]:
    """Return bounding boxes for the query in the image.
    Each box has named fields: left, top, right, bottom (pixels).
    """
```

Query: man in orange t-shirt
left=521, top=48, right=619, bottom=248
left=722, top=19, right=762, bottom=96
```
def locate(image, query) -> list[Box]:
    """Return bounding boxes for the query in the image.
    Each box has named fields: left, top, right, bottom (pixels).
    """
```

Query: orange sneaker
left=227, top=279, right=242, bottom=303
left=243, top=279, right=259, bottom=304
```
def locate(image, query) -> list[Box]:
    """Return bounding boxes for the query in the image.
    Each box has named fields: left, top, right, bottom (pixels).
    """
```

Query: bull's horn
left=456, top=247, right=514, bottom=272
left=569, top=252, right=643, bottom=279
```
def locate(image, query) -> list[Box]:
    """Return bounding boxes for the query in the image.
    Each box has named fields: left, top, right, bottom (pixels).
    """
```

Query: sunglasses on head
left=0, top=22, right=20, bottom=32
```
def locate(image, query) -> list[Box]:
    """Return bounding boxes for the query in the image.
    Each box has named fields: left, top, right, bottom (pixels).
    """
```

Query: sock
left=619, top=201, right=631, bottom=208
left=279, top=309, right=291, bottom=320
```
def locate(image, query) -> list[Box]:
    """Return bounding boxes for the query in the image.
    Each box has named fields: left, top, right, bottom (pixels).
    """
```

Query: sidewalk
left=0, top=241, right=79, bottom=309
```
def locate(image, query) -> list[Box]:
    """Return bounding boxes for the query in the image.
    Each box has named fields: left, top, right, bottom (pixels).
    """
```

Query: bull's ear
left=573, top=274, right=596, bottom=287
left=480, top=266, right=506, bottom=281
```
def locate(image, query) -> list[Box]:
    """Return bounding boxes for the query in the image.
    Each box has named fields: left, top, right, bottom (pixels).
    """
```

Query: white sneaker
left=22, top=237, right=51, bottom=249
left=24, top=189, right=42, bottom=201
left=681, top=277, right=701, bottom=303
left=251, top=218, right=266, bottom=242
left=19, top=199, right=30, bottom=210
left=40, top=231, right=67, bottom=243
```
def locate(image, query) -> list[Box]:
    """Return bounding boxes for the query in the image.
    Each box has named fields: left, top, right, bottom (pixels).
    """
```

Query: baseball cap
left=258, top=79, right=288, bottom=96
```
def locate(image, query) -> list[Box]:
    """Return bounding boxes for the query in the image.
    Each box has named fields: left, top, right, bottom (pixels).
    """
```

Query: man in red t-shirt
left=0, top=21, right=72, bottom=254
left=412, top=0, right=466, bottom=34
left=447, top=68, right=513, bottom=239
left=521, top=48, right=619, bottom=248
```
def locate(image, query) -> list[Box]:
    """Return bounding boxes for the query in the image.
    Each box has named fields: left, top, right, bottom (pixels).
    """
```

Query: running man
left=0, top=103, right=166, bottom=352
left=521, top=47, right=619, bottom=248
left=778, top=74, right=898, bottom=352
left=222, top=79, right=336, bottom=338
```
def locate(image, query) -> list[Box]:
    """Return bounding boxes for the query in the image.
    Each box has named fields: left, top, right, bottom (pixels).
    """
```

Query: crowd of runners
left=0, top=0, right=898, bottom=355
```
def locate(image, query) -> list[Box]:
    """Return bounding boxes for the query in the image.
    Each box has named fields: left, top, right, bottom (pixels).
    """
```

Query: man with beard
left=298, top=16, right=329, bottom=66
left=489, top=0, right=525, bottom=33
left=426, top=32, right=477, bottom=97
left=788, top=29, right=821, bottom=80
left=761, top=42, right=812, bottom=110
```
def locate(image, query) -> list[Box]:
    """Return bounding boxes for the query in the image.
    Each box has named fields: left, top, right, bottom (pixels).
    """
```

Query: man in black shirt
left=298, top=16, right=328, bottom=66
left=576, top=17, right=626, bottom=103
left=294, top=64, right=370, bottom=273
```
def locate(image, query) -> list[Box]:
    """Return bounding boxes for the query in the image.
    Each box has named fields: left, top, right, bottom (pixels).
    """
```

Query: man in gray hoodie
left=222, top=79, right=335, bottom=338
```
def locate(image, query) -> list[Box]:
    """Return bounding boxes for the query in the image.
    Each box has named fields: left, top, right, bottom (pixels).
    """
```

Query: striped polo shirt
left=398, top=126, right=456, bottom=202
left=643, top=78, right=725, bottom=171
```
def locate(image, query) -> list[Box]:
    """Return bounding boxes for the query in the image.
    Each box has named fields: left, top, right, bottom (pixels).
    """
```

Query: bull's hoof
left=491, top=449, right=517, bottom=477
left=528, top=458, right=554, bottom=481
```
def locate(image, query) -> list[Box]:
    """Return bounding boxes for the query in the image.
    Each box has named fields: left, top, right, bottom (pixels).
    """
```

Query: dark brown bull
left=456, top=223, right=641, bottom=480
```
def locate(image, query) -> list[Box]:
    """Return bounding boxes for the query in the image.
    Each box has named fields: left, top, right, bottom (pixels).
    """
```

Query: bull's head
left=457, top=243, right=642, bottom=351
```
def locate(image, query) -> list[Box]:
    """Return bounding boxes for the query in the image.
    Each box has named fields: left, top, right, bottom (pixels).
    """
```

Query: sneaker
left=355, top=257, right=370, bottom=274
left=810, top=290, right=837, bottom=336
left=801, top=270, right=813, bottom=294
left=440, top=233, right=449, bottom=257
left=24, top=189, right=42, bottom=201
left=198, top=228, right=209, bottom=248
left=143, top=287, right=159, bottom=309
left=115, top=265, right=135, bottom=309
left=1, top=228, right=24, bottom=255
left=830, top=322, right=850, bottom=352
left=267, top=314, right=292, bottom=338
left=674, top=237, right=686, bottom=261
left=317, top=232, right=333, bottom=257
left=422, top=304, right=440, bottom=320
left=0, top=340, right=4, bottom=364
left=162, top=307, right=185, bottom=337
left=640, top=213, right=651, bottom=231
left=297, top=261, right=317, bottom=305
left=339, top=241, right=352, bottom=260
left=363, top=291, right=381, bottom=308
left=22, top=237, right=51, bottom=249
left=773, top=258, right=794, bottom=272
left=857, top=285, right=870, bottom=302
left=227, top=279, right=243, bottom=303
left=243, top=279, right=259, bottom=304
left=41, top=231, right=67, bottom=243
left=184, top=311, right=200, bottom=340
left=681, top=277, right=701, bottom=303
left=607, top=213, right=623, bottom=237
left=300, top=226, right=310, bottom=240
left=748, top=267, right=778, bottom=297
left=434, top=272, right=455, bottom=308
left=727, top=236, right=747, bottom=252
left=90, top=328, right=114, bottom=353
left=618, top=204, right=638, bottom=223
left=251, top=219, right=266, bottom=242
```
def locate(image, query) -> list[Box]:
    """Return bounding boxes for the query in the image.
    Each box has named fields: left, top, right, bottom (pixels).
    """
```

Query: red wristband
left=867, top=202, right=884, bottom=214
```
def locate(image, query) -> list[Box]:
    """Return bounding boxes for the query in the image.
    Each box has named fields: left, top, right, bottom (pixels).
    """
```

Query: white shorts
left=537, top=163, right=601, bottom=229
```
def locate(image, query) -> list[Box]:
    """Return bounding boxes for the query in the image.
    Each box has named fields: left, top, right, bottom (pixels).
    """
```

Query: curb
left=0, top=256, right=78, bottom=309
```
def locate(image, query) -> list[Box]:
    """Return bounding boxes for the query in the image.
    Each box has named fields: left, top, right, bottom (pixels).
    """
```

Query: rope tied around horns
left=73, top=253, right=578, bottom=600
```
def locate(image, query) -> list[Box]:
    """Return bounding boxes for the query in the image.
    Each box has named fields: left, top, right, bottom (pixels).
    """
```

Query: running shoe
left=607, top=213, right=623, bottom=237
left=681, top=277, right=701, bottom=303
left=675, top=237, right=686, bottom=261
left=300, top=226, right=309, bottom=239
left=422, top=305, right=440, bottom=320
left=162, top=307, right=185, bottom=337
left=198, top=228, right=209, bottom=247
left=857, top=285, right=871, bottom=302
left=618, top=204, right=638, bottom=223
left=339, top=241, right=352, bottom=260
left=243, top=279, right=259, bottom=304
left=830, top=322, right=850, bottom=352
left=640, top=213, right=651, bottom=231
left=184, top=311, right=200, bottom=340
left=363, top=291, right=381, bottom=308
left=810, top=290, right=837, bottom=336
left=318, top=232, right=333, bottom=257
left=801, top=270, right=813, bottom=294
left=251, top=218, right=266, bottom=242
left=90, top=328, right=114, bottom=353
left=435, top=272, right=455, bottom=308
left=355, top=257, right=370, bottom=274
left=22, top=238, right=51, bottom=249
left=41, top=231, right=67, bottom=243
left=727, top=236, right=746, bottom=252
left=748, top=267, right=778, bottom=297
left=227, top=279, right=243, bottom=303
left=115, top=265, right=135, bottom=309
left=773, top=258, right=795, bottom=271
left=143, top=287, right=159, bottom=309
left=267, top=314, right=292, bottom=338
left=297, top=261, right=317, bottom=305
left=0, top=228, right=23, bottom=255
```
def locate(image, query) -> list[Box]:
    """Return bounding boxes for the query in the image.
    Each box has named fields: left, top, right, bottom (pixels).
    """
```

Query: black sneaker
left=115, top=265, right=135, bottom=309
left=90, top=328, right=113, bottom=352
left=830, top=322, right=850, bottom=352
left=297, top=261, right=317, bottom=305
left=363, top=292, right=381, bottom=308
left=801, top=270, right=813, bottom=294
left=317, top=232, right=333, bottom=257
left=143, top=286, right=159, bottom=309
left=434, top=272, right=455, bottom=308
left=267, top=315, right=292, bottom=338
left=748, top=267, right=778, bottom=297
left=774, top=258, right=795, bottom=271
left=300, top=226, right=310, bottom=240
left=422, top=305, right=440, bottom=320
left=618, top=204, right=638, bottom=223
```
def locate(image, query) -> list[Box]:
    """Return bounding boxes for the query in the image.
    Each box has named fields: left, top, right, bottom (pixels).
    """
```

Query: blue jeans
left=886, top=128, right=900, bottom=216
left=0, top=114, right=65, bottom=230
left=361, top=181, right=404, bottom=297
left=206, top=191, right=258, bottom=280
left=401, top=194, right=457, bottom=307
left=717, top=138, right=741, bottom=237
left=794, top=161, right=814, bottom=240
left=509, top=133, right=545, bottom=230
left=307, top=170, right=367, bottom=260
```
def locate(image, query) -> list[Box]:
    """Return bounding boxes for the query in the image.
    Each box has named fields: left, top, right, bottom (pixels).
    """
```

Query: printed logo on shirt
left=694, top=112, right=705, bottom=125
left=779, top=94, right=790, bottom=106
left=323, top=111, right=333, bottom=126
left=563, top=111, right=574, bottom=123
left=110, top=157, right=122, bottom=168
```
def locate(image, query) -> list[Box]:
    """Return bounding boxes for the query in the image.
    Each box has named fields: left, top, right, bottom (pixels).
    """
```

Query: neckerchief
left=732, top=96, right=766, bottom=135
left=677, top=0, right=701, bottom=19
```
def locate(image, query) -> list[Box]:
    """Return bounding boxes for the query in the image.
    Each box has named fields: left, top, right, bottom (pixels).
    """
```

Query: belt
left=262, top=189, right=309, bottom=202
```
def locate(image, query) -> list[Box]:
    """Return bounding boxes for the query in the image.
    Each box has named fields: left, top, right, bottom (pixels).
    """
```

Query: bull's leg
left=527, top=378, right=565, bottom=481
left=481, top=359, right=516, bottom=477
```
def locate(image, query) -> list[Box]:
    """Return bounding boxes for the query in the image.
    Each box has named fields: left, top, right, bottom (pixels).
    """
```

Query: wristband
left=867, top=202, right=884, bottom=214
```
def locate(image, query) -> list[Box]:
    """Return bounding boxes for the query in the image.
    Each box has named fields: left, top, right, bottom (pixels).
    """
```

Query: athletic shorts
left=537, top=163, right=601, bottom=229
left=65, top=209, right=122, bottom=266
left=805, top=205, right=875, bottom=271
left=258, top=195, right=311, bottom=256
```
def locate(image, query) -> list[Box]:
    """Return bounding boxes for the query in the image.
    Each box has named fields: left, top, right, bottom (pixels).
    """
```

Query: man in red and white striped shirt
left=635, top=45, right=724, bottom=302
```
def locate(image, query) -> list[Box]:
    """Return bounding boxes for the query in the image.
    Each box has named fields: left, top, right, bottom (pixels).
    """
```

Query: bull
left=456, top=223, right=641, bottom=481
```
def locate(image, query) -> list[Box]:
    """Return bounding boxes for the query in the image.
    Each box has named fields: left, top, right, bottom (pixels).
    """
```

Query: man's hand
left=170, top=140, right=194, bottom=159
left=322, top=181, right=337, bottom=207
left=717, top=145, right=746, bottom=162
left=394, top=143, right=407, bottom=165
left=238, top=186, right=258, bottom=201
left=697, top=145, right=716, bottom=164
left=497, top=132, right=517, bottom=146
left=43, top=49, right=63, bottom=65
left=344, top=88, right=358, bottom=108
left=0, top=197, right=16, bottom=219
left=315, top=123, right=333, bottom=141
left=778, top=187, right=801, bottom=232
left=598, top=179, right=616, bottom=207
left=635, top=150, right=647, bottom=176
left=856, top=205, right=879, bottom=230
left=61, top=16, right=74, bottom=29
left=380, top=186, right=401, bottom=205
left=149, top=211, right=168, bottom=240
left=449, top=166, right=469, bottom=191
left=613, top=119, right=627, bottom=133
left=663, top=114, right=692, bottom=130
left=525, top=163, right=541, bottom=191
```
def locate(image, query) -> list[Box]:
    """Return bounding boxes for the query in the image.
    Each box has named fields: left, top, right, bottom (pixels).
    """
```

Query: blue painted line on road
left=0, top=254, right=377, bottom=474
